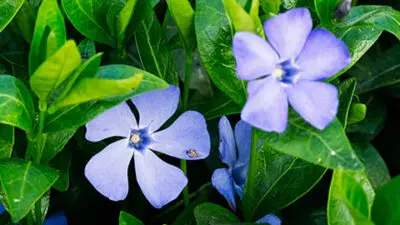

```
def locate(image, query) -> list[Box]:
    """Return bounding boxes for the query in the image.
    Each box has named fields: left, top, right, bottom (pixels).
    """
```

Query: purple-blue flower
left=84, top=85, right=210, bottom=208
left=211, top=116, right=281, bottom=225
left=233, top=8, right=351, bottom=133
left=0, top=204, right=67, bottom=225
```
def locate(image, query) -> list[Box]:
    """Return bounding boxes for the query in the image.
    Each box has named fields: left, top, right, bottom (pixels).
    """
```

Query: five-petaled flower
left=211, top=116, right=281, bottom=225
left=233, top=8, right=351, bottom=133
left=85, top=85, right=210, bottom=208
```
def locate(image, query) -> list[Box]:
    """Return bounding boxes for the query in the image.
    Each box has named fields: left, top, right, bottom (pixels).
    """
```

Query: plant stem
left=244, top=128, right=258, bottom=222
left=181, top=51, right=193, bottom=207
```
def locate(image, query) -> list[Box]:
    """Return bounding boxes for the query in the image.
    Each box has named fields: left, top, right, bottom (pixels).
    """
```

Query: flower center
left=272, top=59, right=300, bottom=85
left=129, top=128, right=152, bottom=151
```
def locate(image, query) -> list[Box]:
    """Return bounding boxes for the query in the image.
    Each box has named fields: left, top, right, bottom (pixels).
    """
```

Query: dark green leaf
left=243, top=145, right=326, bottom=221
left=315, top=0, right=341, bottom=25
left=337, top=78, right=357, bottom=128
left=195, top=0, right=247, bottom=106
left=372, top=176, right=400, bottom=225
left=50, top=149, right=72, bottom=191
left=0, top=0, right=24, bottom=32
left=119, top=211, right=144, bottom=225
left=0, top=125, right=14, bottom=159
left=350, top=44, right=400, bottom=94
left=260, top=0, right=281, bottom=15
left=41, top=130, right=76, bottom=163
left=29, top=0, right=66, bottom=74
left=327, top=170, right=374, bottom=225
left=116, top=0, right=138, bottom=48
left=257, top=112, right=363, bottom=170
left=194, top=203, right=240, bottom=225
left=78, top=39, right=96, bottom=63
left=61, top=0, right=115, bottom=47
left=12, top=1, right=36, bottom=43
left=44, top=65, right=168, bottom=132
left=0, top=158, right=58, bottom=222
left=134, top=8, right=178, bottom=85
left=30, top=40, right=82, bottom=100
left=0, top=75, right=35, bottom=131
left=30, top=192, right=50, bottom=224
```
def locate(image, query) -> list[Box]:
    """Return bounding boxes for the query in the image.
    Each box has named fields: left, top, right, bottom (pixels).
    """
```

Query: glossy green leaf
left=348, top=103, right=367, bottom=125
left=350, top=44, right=400, bottom=94
left=0, top=75, right=35, bottom=131
left=50, top=149, right=72, bottom=191
left=260, top=0, right=281, bottom=15
left=61, top=0, right=115, bottom=47
left=30, top=40, right=82, bottom=100
left=30, top=192, right=50, bottom=224
left=166, top=0, right=195, bottom=52
left=194, top=203, right=240, bottom=225
left=195, top=0, right=247, bottom=106
left=315, top=0, right=341, bottom=25
left=41, top=130, right=76, bottom=163
left=49, top=73, right=143, bottom=112
left=119, top=211, right=144, bottom=225
left=0, top=125, right=14, bottom=158
left=116, top=0, right=138, bottom=48
left=0, top=158, right=59, bottom=222
left=78, top=39, right=96, bottom=63
left=222, top=0, right=259, bottom=34
left=44, top=65, right=168, bottom=132
left=337, top=78, right=357, bottom=128
left=189, top=92, right=241, bottom=120
left=29, top=0, right=66, bottom=74
left=12, top=1, right=36, bottom=43
left=328, top=170, right=374, bottom=225
left=257, top=112, right=363, bottom=170
left=0, top=0, right=24, bottom=32
left=372, top=176, right=400, bottom=225
left=134, top=8, right=178, bottom=85
left=243, top=145, right=326, bottom=221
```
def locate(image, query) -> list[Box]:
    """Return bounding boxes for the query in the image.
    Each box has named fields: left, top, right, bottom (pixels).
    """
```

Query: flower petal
left=150, top=111, right=210, bottom=160
left=241, top=77, right=288, bottom=133
left=217, top=116, right=237, bottom=167
left=264, top=8, right=312, bottom=60
left=131, top=85, right=179, bottom=133
left=85, top=102, right=136, bottom=142
left=234, top=120, right=251, bottom=168
left=44, top=212, right=68, bottom=225
left=211, top=168, right=237, bottom=210
left=256, top=214, right=282, bottom=225
left=296, top=28, right=351, bottom=81
left=287, top=81, right=338, bottom=130
left=0, top=203, right=4, bottom=214
left=85, top=139, right=133, bottom=201
left=233, top=32, right=279, bottom=80
left=134, top=150, right=188, bottom=209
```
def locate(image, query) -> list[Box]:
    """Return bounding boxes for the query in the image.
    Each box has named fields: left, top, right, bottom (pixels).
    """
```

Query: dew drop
left=317, top=158, right=322, bottom=163
left=13, top=199, right=21, bottom=203
left=351, top=153, right=356, bottom=159
left=331, top=151, right=336, bottom=156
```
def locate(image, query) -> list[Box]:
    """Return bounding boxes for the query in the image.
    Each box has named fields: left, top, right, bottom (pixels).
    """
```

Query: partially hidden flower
left=85, top=85, right=210, bottom=208
left=0, top=204, right=67, bottom=225
left=211, top=116, right=281, bottom=225
left=233, top=8, right=351, bottom=133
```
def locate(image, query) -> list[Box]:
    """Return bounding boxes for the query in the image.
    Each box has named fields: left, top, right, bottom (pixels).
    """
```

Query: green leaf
left=166, top=0, right=195, bottom=52
left=348, top=103, right=367, bottom=125
left=328, top=170, right=374, bottom=225
left=119, top=212, right=144, bottom=225
left=0, top=0, right=24, bottom=32
left=12, top=1, right=36, bottom=43
left=61, top=0, right=115, bottom=47
left=0, top=125, right=14, bottom=159
left=195, top=0, right=247, bottom=106
left=337, top=78, right=357, bottom=128
left=50, top=149, right=72, bottom=192
left=0, top=75, right=35, bottom=131
left=44, top=65, right=168, bottom=132
left=116, top=0, right=138, bottom=48
left=0, top=158, right=59, bottom=222
left=257, top=112, right=363, bottom=170
left=194, top=203, right=240, bottom=225
left=30, top=40, right=82, bottom=100
left=134, top=8, right=178, bottom=85
left=222, top=0, right=259, bottom=34
left=29, top=0, right=66, bottom=74
left=260, top=0, right=281, bottom=15
left=78, top=39, right=96, bottom=63
left=243, top=145, right=326, bottom=221
left=41, top=130, right=76, bottom=163
left=315, top=0, right=341, bottom=25
left=49, top=73, right=143, bottom=112
left=350, top=44, right=400, bottom=94
left=372, top=176, right=400, bottom=225
left=30, top=192, right=50, bottom=224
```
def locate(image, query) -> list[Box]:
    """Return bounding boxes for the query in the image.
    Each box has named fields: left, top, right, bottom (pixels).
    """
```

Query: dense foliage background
left=0, top=0, right=399, bottom=224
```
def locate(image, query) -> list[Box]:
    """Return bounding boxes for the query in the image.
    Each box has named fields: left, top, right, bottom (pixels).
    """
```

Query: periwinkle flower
left=85, top=86, right=210, bottom=208
left=211, top=116, right=281, bottom=225
left=233, top=8, right=351, bottom=133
